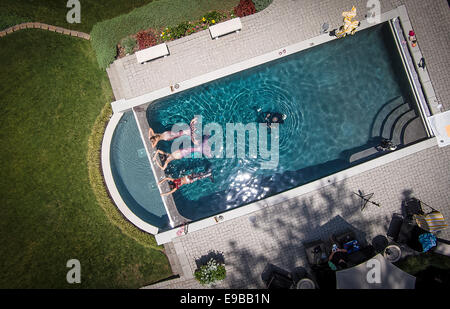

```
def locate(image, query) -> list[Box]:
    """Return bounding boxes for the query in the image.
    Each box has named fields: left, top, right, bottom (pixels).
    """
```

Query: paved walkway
left=108, top=0, right=449, bottom=112
left=0, top=22, right=90, bottom=40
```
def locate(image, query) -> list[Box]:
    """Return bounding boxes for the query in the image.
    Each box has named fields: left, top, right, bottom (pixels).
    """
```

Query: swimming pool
left=110, top=111, right=169, bottom=229
left=111, top=22, right=427, bottom=230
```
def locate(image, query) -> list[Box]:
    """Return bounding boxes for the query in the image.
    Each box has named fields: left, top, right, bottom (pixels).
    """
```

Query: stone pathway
left=0, top=22, right=90, bottom=40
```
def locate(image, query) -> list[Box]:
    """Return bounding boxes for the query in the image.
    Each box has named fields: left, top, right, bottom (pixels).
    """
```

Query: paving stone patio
left=103, top=0, right=450, bottom=288
left=146, top=143, right=450, bottom=289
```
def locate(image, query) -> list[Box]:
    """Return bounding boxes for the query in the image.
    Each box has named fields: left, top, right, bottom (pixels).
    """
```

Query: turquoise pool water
left=112, top=22, right=424, bottom=230
left=110, top=111, right=169, bottom=228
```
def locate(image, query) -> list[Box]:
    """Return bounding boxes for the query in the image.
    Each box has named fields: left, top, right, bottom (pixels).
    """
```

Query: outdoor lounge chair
left=404, top=198, right=447, bottom=233
left=387, top=198, right=448, bottom=253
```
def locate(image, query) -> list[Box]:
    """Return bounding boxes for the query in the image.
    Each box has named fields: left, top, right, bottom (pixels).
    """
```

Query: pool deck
left=103, top=0, right=450, bottom=288
left=145, top=143, right=450, bottom=288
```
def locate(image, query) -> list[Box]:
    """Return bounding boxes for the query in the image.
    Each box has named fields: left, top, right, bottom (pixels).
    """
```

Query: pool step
left=380, top=103, right=411, bottom=140
left=391, top=111, right=423, bottom=145
left=402, top=117, right=428, bottom=145
left=371, top=96, right=404, bottom=138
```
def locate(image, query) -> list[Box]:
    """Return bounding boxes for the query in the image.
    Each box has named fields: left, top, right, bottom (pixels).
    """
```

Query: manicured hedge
left=91, top=0, right=239, bottom=69
left=253, top=0, right=273, bottom=12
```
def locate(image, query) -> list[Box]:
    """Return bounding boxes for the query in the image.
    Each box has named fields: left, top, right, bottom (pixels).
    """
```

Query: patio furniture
left=387, top=213, right=404, bottom=242
left=396, top=219, right=425, bottom=252
left=303, top=239, right=328, bottom=266
left=384, top=244, right=402, bottom=263
left=304, top=230, right=375, bottom=269
left=434, top=238, right=450, bottom=257
left=403, top=198, right=424, bottom=218
left=414, top=210, right=448, bottom=233
left=296, top=278, right=316, bottom=289
left=261, top=263, right=294, bottom=289
left=372, top=235, right=389, bottom=253
left=136, top=43, right=169, bottom=63
left=396, top=198, right=448, bottom=252
left=428, top=109, right=450, bottom=147
left=209, top=18, right=242, bottom=39
left=331, top=230, right=376, bottom=266
left=336, top=254, right=416, bottom=289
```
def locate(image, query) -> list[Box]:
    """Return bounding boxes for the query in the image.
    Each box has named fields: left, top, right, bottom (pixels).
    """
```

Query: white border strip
left=101, top=112, right=159, bottom=235
left=111, top=8, right=401, bottom=114
left=155, top=137, right=437, bottom=244
left=389, top=17, right=432, bottom=136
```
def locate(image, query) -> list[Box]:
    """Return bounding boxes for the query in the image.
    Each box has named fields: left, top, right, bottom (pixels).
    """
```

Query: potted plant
left=194, top=258, right=226, bottom=286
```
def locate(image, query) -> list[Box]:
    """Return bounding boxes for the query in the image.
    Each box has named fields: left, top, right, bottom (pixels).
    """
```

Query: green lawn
left=0, top=0, right=154, bottom=32
left=0, top=30, right=171, bottom=288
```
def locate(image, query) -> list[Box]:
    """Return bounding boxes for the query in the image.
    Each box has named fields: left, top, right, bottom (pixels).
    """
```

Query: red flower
left=234, top=0, right=256, bottom=17
left=136, top=31, right=157, bottom=49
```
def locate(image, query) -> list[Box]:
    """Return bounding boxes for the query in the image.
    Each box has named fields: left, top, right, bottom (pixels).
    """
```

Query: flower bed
left=116, top=0, right=265, bottom=60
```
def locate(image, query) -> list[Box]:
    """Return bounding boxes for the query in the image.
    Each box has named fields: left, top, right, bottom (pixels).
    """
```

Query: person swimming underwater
left=159, top=169, right=213, bottom=196
left=256, top=108, right=287, bottom=128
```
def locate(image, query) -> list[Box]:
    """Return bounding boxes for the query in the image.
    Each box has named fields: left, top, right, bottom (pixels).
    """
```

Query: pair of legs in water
left=159, top=169, right=213, bottom=196
left=153, top=135, right=212, bottom=170
left=148, top=117, right=199, bottom=148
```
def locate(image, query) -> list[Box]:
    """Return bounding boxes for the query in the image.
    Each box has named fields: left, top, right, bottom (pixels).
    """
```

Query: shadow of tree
left=220, top=177, right=420, bottom=288
left=194, top=250, right=225, bottom=269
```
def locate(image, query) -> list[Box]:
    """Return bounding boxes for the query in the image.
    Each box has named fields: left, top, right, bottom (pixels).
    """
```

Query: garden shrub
left=136, top=31, right=157, bottom=49
left=170, top=22, right=190, bottom=39
left=120, top=36, right=136, bottom=54
left=194, top=259, right=226, bottom=285
left=234, top=0, right=256, bottom=18
left=252, top=0, right=273, bottom=12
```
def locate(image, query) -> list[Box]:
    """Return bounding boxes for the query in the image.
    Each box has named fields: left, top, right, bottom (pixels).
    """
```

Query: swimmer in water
left=148, top=117, right=199, bottom=148
left=261, top=111, right=287, bottom=128
left=159, top=169, right=213, bottom=196
left=153, top=135, right=212, bottom=170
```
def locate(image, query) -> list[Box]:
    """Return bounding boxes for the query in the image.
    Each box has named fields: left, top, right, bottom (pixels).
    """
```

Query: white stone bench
left=209, top=18, right=242, bottom=39
left=136, top=43, right=169, bottom=63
